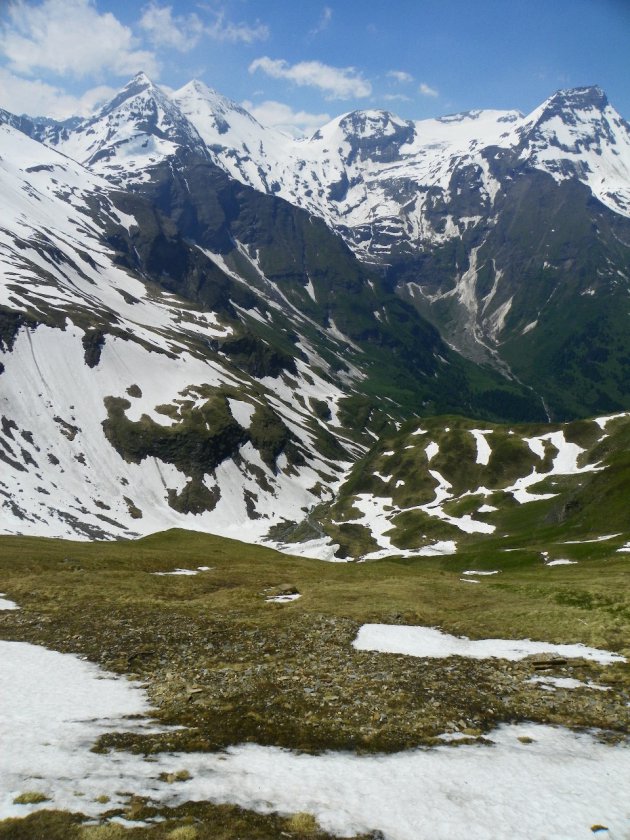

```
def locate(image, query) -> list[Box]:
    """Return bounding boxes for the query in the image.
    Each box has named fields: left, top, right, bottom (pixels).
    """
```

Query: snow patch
left=353, top=624, right=625, bottom=664
left=152, top=566, right=213, bottom=576
left=545, top=559, right=577, bottom=567
left=227, top=398, right=256, bottom=428
left=470, top=429, right=492, bottom=465
left=3, top=641, right=629, bottom=839
left=0, top=594, right=19, bottom=611
left=265, top=593, right=301, bottom=603
left=529, top=676, right=611, bottom=692
left=425, top=442, right=439, bottom=461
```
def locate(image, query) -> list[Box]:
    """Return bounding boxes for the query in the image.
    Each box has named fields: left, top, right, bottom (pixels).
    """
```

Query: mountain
left=1, top=73, right=629, bottom=548
left=44, top=73, right=625, bottom=421
left=170, top=81, right=630, bottom=418
left=0, top=89, right=538, bottom=547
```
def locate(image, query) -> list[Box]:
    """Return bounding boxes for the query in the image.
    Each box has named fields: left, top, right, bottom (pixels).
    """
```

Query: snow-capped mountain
left=33, top=73, right=627, bottom=417
left=169, top=81, right=630, bottom=409
left=172, top=80, right=630, bottom=257
left=1, top=103, right=536, bottom=546
left=0, top=119, right=352, bottom=546
left=29, top=73, right=208, bottom=180
left=1, top=73, right=630, bottom=546
left=28, top=73, right=630, bottom=266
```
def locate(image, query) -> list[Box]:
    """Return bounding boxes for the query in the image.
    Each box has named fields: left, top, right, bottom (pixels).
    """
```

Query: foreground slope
left=0, top=525, right=628, bottom=837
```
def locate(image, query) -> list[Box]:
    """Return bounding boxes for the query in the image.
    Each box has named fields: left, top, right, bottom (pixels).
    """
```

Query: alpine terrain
left=0, top=72, right=629, bottom=840
left=1, top=73, right=630, bottom=550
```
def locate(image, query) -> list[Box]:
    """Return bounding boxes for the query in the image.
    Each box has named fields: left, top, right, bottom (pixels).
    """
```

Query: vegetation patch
left=13, top=791, right=50, bottom=805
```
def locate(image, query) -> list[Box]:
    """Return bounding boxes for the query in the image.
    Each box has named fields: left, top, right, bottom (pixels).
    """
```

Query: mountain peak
left=130, top=70, right=153, bottom=86
left=173, top=79, right=255, bottom=121
left=546, top=85, right=608, bottom=112
left=97, top=72, right=166, bottom=118
left=519, top=85, right=614, bottom=141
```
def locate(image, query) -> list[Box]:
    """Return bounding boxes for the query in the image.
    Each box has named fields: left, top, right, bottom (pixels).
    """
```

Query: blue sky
left=0, top=0, right=628, bottom=133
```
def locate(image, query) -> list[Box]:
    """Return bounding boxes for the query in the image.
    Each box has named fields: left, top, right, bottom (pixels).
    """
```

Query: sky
left=0, top=0, right=629, bottom=135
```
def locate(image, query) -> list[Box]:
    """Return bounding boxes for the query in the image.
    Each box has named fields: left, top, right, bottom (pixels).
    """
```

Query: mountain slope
left=0, top=121, right=358, bottom=545
left=307, top=411, right=630, bottom=561
left=0, top=107, right=542, bottom=547
left=172, top=80, right=630, bottom=417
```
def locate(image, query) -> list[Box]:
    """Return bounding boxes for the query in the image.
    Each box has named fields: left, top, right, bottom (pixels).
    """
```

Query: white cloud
left=387, top=70, right=413, bottom=84
left=419, top=81, right=439, bottom=98
left=139, top=3, right=203, bottom=52
left=204, top=10, right=269, bottom=44
left=249, top=56, right=371, bottom=100
left=382, top=93, right=411, bottom=103
left=0, top=0, right=158, bottom=79
left=242, top=98, right=330, bottom=137
left=0, top=67, right=114, bottom=118
left=310, top=6, right=332, bottom=36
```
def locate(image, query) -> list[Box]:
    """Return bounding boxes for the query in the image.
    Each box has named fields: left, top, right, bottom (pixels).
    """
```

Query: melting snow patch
left=562, top=534, right=620, bottom=544
left=1, top=642, right=629, bottom=838
left=352, top=625, right=625, bottom=664
left=545, top=559, right=577, bottom=567
left=415, top=540, right=458, bottom=556
left=0, top=640, right=161, bottom=818
left=470, top=429, right=492, bottom=465
left=460, top=578, right=480, bottom=584
left=462, top=570, right=499, bottom=576
left=227, top=398, right=256, bottom=428
left=617, top=542, right=630, bottom=554
left=529, top=676, right=611, bottom=692
left=594, top=412, right=628, bottom=429
left=265, top=593, right=301, bottom=603
left=425, top=442, right=439, bottom=461
left=152, top=566, right=213, bottom=576
left=478, top=504, right=497, bottom=513
left=0, top=593, right=19, bottom=610
left=413, top=470, right=495, bottom=534
left=272, top=537, right=344, bottom=562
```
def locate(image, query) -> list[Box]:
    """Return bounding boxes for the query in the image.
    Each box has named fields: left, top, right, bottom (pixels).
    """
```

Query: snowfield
left=353, top=624, right=626, bottom=664
left=1, top=640, right=628, bottom=839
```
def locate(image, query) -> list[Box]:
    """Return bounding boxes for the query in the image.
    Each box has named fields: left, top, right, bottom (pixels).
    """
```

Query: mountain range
left=1, top=73, right=629, bottom=552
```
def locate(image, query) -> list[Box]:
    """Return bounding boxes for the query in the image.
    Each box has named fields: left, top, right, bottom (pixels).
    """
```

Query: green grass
left=0, top=515, right=628, bottom=836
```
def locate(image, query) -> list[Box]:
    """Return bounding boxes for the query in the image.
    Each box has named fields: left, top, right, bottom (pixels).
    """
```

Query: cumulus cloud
left=387, top=70, right=413, bottom=84
left=0, top=0, right=158, bottom=78
left=242, top=98, right=329, bottom=137
left=419, top=81, right=439, bottom=98
left=139, top=3, right=203, bottom=52
left=0, top=67, right=114, bottom=118
left=249, top=56, right=371, bottom=100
